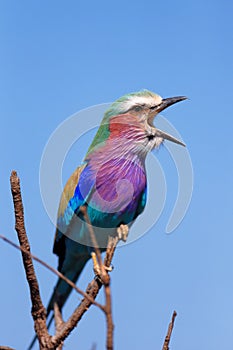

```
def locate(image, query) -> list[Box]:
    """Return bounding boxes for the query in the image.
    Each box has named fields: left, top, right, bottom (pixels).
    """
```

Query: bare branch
left=80, top=206, right=106, bottom=279
left=51, top=237, right=119, bottom=349
left=3, top=171, right=178, bottom=350
left=50, top=278, right=101, bottom=347
left=10, top=171, right=51, bottom=349
left=103, top=236, right=118, bottom=350
left=162, top=311, right=177, bottom=350
left=104, top=236, right=119, bottom=268
left=54, top=303, right=64, bottom=350
left=7, top=171, right=162, bottom=350
left=80, top=206, right=115, bottom=350
left=104, top=283, right=114, bottom=350
left=7, top=171, right=120, bottom=349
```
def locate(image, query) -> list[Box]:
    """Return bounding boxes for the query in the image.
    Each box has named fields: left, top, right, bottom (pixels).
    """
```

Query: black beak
left=151, top=95, right=187, bottom=147
left=155, top=96, right=187, bottom=113
left=155, top=129, right=186, bottom=147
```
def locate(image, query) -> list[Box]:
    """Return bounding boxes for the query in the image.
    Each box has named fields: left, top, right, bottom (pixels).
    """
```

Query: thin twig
left=80, top=206, right=106, bottom=279
left=104, top=236, right=119, bottom=268
left=104, top=282, right=114, bottom=350
left=50, top=235, right=119, bottom=348
left=0, top=235, right=104, bottom=311
left=80, top=206, right=115, bottom=350
left=51, top=278, right=101, bottom=347
left=103, top=236, right=118, bottom=350
left=51, top=234, right=118, bottom=349
left=162, top=311, right=177, bottom=350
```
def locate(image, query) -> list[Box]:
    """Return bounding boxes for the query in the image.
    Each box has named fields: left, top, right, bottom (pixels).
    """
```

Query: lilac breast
left=95, top=157, right=146, bottom=213
left=78, top=157, right=146, bottom=216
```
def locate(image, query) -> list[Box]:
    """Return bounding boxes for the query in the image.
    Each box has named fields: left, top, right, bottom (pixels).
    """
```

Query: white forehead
left=122, top=94, right=162, bottom=110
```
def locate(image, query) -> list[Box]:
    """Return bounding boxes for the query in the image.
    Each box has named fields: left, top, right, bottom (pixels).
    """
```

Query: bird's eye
left=134, top=105, right=142, bottom=112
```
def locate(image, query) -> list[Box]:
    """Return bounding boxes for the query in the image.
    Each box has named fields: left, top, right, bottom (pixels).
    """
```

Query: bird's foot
left=117, top=224, right=129, bottom=242
left=91, top=252, right=100, bottom=276
left=91, top=252, right=113, bottom=277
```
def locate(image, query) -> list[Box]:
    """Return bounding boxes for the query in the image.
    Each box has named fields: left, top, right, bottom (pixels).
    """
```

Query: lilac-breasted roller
left=29, top=90, right=186, bottom=348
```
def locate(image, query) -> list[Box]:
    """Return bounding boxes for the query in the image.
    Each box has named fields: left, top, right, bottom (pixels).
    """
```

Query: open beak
left=153, top=95, right=187, bottom=147
left=155, top=128, right=186, bottom=147
left=155, top=96, right=187, bottom=113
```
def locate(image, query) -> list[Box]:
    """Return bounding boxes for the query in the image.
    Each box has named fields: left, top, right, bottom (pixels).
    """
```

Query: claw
left=104, top=265, right=113, bottom=272
left=91, top=252, right=100, bottom=276
left=117, top=224, right=129, bottom=242
left=91, top=252, right=113, bottom=276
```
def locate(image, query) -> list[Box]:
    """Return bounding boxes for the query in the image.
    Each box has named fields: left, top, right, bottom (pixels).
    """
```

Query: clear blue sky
left=1, top=1, right=233, bottom=349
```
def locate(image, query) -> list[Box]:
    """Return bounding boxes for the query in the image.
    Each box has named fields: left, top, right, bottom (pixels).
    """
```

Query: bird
left=29, top=89, right=186, bottom=348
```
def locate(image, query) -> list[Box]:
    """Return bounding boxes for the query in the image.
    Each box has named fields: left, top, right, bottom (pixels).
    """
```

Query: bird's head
left=87, top=90, right=187, bottom=158
left=106, top=90, right=186, bottom=146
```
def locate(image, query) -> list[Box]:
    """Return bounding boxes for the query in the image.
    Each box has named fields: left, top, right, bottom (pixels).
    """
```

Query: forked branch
left=7, top=171, right=119, bottom=349
left=1, top=171, right=178, bottom=350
